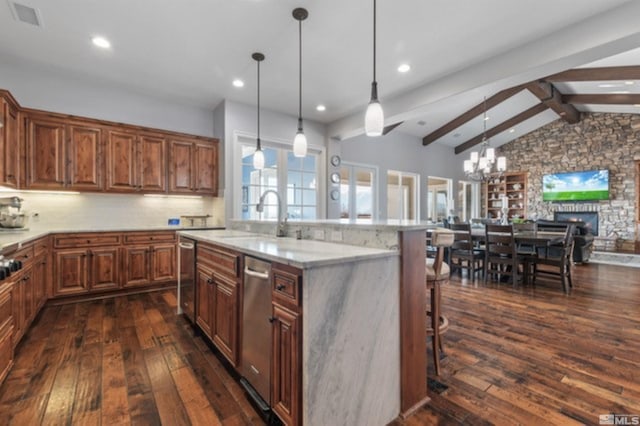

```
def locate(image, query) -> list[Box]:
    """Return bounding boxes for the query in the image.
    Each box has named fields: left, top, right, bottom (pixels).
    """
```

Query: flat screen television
left=542, top=169, right=609, bottom=202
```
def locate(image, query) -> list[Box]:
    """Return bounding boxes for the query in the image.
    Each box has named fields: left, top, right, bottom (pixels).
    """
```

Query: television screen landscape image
left=542, top=169, right=609, bottom=201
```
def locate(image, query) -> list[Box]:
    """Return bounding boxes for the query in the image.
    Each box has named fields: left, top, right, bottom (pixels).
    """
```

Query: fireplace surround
left=554, top=211, right=599, bottom=236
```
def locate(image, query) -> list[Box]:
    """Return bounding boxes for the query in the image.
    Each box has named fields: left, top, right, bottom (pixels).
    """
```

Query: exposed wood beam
left=526, top=82, right=581, bottom=124
left=454, top=103, right=548, bottom=155
left=382, top=121, right=404, bottom=135
left=545, top=66, right=640, bottom=82
left=562, top=93, right=640, bottom=105
left=421, top=86, right=525, bottom=146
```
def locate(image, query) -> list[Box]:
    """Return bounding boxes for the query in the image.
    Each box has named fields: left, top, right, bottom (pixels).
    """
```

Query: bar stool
left=425, top=228, right=454, bottom=376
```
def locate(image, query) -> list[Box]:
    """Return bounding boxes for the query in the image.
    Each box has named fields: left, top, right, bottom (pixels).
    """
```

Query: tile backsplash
left=3, top=192, right=225, bottom=231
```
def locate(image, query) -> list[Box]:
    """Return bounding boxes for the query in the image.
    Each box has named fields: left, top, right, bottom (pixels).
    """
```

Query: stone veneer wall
left=496, top=112, right=640, bottom=252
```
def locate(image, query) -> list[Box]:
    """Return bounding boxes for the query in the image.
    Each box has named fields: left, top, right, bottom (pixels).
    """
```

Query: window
left=427, top=176, right=452, bottom=223
left=238, top=139, right=319, bottom=220
left=387, top=170, right=419, bottom=220
left=457, top=180, right=480, bottom=222
left=340, top=163, right=377, bottom=219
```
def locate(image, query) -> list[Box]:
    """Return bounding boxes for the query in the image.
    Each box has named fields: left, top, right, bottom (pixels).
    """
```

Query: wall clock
left=330, top=155, right=341, bottom=167
left=330, top=189, right=340, bottom=201
left=330, top=172, right=340, bottom=184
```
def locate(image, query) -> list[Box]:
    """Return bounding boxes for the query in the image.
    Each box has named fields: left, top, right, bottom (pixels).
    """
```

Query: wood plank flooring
left=394, top=262, right=640, bottom=426
left=0, top=291, right=265, bottom=426
left=1, top=262, right=639, bottom=425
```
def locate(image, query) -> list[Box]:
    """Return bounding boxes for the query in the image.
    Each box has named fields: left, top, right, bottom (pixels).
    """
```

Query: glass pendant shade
left=497, top=156, right=507, bottom=172
left=486, top=147, right=495, bottom=162
left=365, top=100, right=384, bottom=136
left=253, top=147, right=265, bottom=170
left=470, top=151, right=479, bottom=163
left=464, top=160, right=472, bottom=172
left=293, top=130, right=307, bottom=157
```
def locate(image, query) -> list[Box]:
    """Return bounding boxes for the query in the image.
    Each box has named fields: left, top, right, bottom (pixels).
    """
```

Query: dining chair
left=448, top=223, right=483, bottom=279
left=513, top=222, right=538, bottom=278
left=533, top=224, right=576, bottom=293
left=484, top=224, right=527, bottom=285
left=425, top=228, right=454, bottom=375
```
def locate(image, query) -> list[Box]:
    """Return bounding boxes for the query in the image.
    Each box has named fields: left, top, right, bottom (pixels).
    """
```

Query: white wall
left=221, top=100, right=327, bottom=223
left=340, top=131, right=467, bottom=221
left=0, top=56, right=214, bottom=137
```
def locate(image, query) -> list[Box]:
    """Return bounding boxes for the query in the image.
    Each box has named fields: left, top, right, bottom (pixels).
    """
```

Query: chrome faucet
left=256, top=190, right=287, bottom=237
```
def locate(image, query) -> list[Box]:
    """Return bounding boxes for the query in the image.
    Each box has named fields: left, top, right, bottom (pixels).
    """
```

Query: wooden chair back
left=449, top=223, right=473, bottom=252
left=484, top=224, right=520, bottom=284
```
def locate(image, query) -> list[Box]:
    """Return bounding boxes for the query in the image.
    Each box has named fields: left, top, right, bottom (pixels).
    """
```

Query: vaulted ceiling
left=1, top=0, right=640, bottom=150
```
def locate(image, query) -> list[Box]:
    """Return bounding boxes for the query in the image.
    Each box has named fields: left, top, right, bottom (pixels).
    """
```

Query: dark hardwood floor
left=1, top=262, right=639, bottom=425
left=0, top=290, right=266, bottom=425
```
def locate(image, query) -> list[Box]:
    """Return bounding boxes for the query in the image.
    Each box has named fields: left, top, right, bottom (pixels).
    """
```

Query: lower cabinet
left=123, top=243, right=176, bottom=288
left=212, top=271, right=239, bottom=364
left=54, top=249, right=90, bottom=296
left=0, top=281, right=15, bottom=380
left=271, top=304, right=301, bottom=426
left=196, top=264, right=214, bottom=339
left=123, top=246, right=151, bottom=287
left=90, top=248, right=120, bottom=291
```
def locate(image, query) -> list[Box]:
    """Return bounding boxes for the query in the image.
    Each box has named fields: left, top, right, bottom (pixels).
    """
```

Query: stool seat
left=426, top=258, right=450, bottom=282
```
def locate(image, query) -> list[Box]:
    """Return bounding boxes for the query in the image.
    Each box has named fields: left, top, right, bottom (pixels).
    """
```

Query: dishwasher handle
left=244, top=267, right=270, bottom=280
left=179, top=242, right=195, bottom=249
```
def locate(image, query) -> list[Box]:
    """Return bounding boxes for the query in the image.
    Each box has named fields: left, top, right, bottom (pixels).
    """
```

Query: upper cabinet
left=0, top=92, right=20, bottom=188
left=1, top=89, right=219, bottom=196
left=169, top=139, right=218, bottom=196
left=25, top=114, right=103, bottom=191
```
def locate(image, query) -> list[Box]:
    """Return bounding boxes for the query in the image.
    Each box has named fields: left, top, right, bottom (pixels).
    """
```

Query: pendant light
left=365, top=0, right=384, bottom=137
left=252, top=52, right=265, bottom=170
left=292, top=8, right=308, bottom=157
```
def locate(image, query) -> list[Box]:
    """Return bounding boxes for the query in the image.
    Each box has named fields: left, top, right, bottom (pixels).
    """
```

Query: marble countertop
left=179, top=230, right=397, bottom=269
left=0, top=226, right=223, bottom=251
left=230, top=218, right=432, bottom=231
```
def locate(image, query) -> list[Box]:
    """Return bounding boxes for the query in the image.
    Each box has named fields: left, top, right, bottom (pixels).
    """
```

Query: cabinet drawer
left=272, top=264, right=301, bottom=309
left=12, top=246, right=34, bottom=269
left=33, top=237, right=49, bottom=257
left=197, top=244, right=240, bottom=277
left=123, top=232, right=176, bottom=245
left=53, top=233, right=121, bottom=248
left=0, top=320, right=13, bottom=383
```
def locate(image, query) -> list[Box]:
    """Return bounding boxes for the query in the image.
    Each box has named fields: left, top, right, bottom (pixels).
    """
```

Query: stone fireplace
left=554, top=211, right=598, bottom=236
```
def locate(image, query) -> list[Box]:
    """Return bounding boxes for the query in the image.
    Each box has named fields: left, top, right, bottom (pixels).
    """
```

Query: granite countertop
left=179, top=230, right=397, bottom=269
left=0, top=226, right=223, bottom=251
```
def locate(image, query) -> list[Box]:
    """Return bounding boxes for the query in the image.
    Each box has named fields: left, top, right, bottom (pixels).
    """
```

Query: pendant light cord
left=373, top=0, right=377, bottom=83
left=298, top=18, right=303, bottom=130
left=257, top=59, right=261, bottom=150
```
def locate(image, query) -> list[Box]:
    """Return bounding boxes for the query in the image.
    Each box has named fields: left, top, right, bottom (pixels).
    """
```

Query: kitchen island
left=180, top=221, right=430, bottom=425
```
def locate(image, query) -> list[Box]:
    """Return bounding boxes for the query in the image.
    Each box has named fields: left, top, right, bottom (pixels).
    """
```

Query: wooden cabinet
left=54, top=249, right=89, bottom=296
left=196, top=243, right=241, bottom=366
left=106, top=130, right=167, bottom=193
left=484, top=172, right=528, bottom=220
left=0, top=281, right=13, bottom=383
left=123, top=246, right=151, bottom=287
left=25, top=115, right=103, bottom=190
left=271, top=263, right=302, bottom=426
left=0, top=92, right=19, bottom=188
left=122, top=233, right=176, bottom=287
left=89, top=248, right=120, bottom=291
left=150, top=244, right=176, bottom=282
left=169, top=139, right=218, bottom=195
left=33, top=255, right=48, bottom=312
left=196, top=265, right=214, bottom=340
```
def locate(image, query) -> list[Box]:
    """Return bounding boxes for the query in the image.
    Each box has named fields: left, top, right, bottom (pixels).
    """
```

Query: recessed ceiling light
left=509, top=128, right=515, bottom=133
left=91, top=36, right=111, bottom=49
left=232, top=79, right=244, bottom=88
left=484, top=116, right=490, bottom=121
left=453, top=132, right=461, bottom=138
left=397, top=64, right=411, bottom=73
left=316, top=104, right=326, bottom=112
left=625, top=81, right=634, bottom=85
left=417, top=120, right=426, bottom=126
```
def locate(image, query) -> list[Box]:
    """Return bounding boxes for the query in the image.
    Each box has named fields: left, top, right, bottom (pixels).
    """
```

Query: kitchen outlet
left=330, top=230, right=342, bottom=242
left=313, top=230, right=325, bottom=240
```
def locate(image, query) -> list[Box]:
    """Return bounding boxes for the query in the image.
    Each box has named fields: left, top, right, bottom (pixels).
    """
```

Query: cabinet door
left=193, top=142, right=217, bottom=195
left=150, top=244, right=176, bottom=283
left=89, top=248, right=120, bottom=291
left=169, top=140, right=193, bottom=193
left=1, top=99, right=19, bottom=187
left=123, top=246, right=151, bottom=287
left=11, top=275, right=24, bottom=347
left=68, top=124, right=103, bottom=190
left=54, top=249, right=89, bottom=296
left=33, top=256, right=48, bottom=311
left=272, top=304, right=301, bottom=426
left=106, top=130, right=137, bottom=191
left=22, top=271, right=34, bottom=325
left=196, top=265, right=214, bottom=339
left=26, top=117, right=66, bottom=189
left=212, top=272, right=238, bottom=366
left=139, top=134, right=166, bottom=192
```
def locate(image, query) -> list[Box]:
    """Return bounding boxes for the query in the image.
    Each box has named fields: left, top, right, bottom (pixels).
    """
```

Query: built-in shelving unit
left=484, top=172, right=527, bottom=219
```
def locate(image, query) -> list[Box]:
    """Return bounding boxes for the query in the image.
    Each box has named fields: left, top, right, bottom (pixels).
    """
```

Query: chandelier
left=463, top=97, right=506, bottom=181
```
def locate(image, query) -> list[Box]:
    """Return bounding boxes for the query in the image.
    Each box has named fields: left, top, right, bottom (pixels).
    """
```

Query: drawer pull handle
left=276, top=284, right=286, bottom=291
left=206, top=278, right=213, bottom=285
left=268, top=317, right=276, bottom=323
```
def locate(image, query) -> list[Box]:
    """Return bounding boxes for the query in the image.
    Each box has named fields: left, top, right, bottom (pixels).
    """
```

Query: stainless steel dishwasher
left=178, top=237, right=195, bottom=323
left=240, top=256, right=272, bottom=409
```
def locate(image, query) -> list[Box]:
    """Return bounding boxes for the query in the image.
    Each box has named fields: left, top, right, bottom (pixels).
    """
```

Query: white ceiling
left=1, top=0, right=639, bottom=148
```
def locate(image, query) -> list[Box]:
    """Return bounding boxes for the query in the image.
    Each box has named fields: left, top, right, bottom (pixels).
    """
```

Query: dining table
left=470, top=228, right=565, bottom=246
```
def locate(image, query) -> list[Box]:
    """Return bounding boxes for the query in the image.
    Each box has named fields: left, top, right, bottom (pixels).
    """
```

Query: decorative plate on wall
left=330, top=155, right=341, bottom=167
